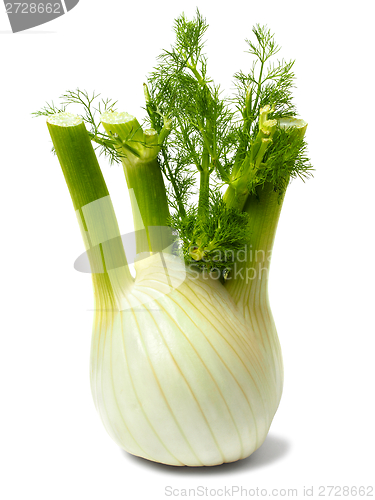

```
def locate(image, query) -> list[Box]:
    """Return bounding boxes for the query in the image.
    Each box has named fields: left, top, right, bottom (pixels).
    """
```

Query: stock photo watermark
left=4, top=0, right=79, bottom=32
left=74, top=225, right=272, bottom=312
left=73, top=196, right=274, bottom=311
left=164, top=485, right=374, bottom=497
left=74, top=228, right=272, bottom=285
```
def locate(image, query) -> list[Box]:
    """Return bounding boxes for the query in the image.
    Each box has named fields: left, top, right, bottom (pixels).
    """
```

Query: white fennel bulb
left=90, top=252, right=282, bottom=466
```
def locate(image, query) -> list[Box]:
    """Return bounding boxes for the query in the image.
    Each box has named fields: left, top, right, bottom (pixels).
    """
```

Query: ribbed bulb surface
left=89, top=253, right=282, bottom=466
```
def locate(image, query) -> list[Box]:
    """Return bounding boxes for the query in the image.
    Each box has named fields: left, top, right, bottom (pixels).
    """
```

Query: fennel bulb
left=89, top=251, right=283, bottom=466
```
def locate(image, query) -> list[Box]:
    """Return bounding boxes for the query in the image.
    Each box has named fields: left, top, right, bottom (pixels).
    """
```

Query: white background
left=1, top=0, right=374, bottom=498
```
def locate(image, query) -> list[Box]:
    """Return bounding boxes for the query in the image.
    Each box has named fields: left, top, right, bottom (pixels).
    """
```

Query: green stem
left=101, top=112, right=173, bottom=255
left=198, top=168, right=210, bottom=217
left=233, top=87, right=253, bottom=168
left=123, top=156, right=173, bottom=254
left=251, top=47, right=266, bottom=120
left=222, top=183, right=248, bottom=212
left=187, top=62, right=205, bottom=85
left=47, top=113, right=133, bottom=309
left=225, top=182, right=284, bottom=308
left=158, top=116, right=173, bottom=146
left=197, top=125, right=211, bottom=217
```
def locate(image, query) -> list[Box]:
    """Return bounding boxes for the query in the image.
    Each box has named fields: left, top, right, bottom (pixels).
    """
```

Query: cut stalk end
left=278, top=117, right=307, bottom=138
left=101, top=111, right=158, bottom=160
left=47, top=112, right=83, bottom=128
